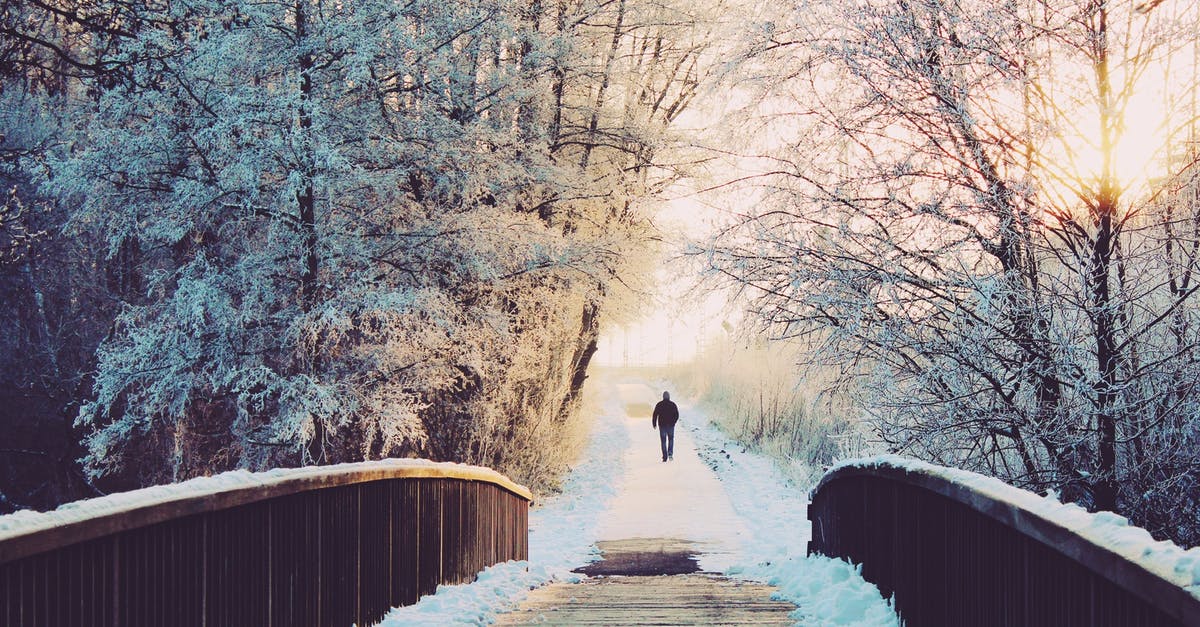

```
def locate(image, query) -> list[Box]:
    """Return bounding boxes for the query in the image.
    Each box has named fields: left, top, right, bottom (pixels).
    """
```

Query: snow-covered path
left=378, top=372, right=897, bottom=626
left=595, top=382, right=749, bottom=572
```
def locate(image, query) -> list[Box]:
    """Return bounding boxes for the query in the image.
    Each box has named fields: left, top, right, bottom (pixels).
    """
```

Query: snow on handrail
left=0, top=458, right=531, bottom=564
left=813, top=455, right=1200, bottom=623
left=820, top=455, right=1200, bottom=599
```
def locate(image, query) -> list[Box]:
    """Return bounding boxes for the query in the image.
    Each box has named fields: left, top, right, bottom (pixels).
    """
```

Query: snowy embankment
left=681, top=400, right=899, bottom=627
left=830, top=455, right=1200, bottom=600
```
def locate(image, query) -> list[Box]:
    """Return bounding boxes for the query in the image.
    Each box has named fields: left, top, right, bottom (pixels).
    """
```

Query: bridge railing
left=0, top=459, right=531, bottom=627
left=808, top=456, right=1200, bottom=627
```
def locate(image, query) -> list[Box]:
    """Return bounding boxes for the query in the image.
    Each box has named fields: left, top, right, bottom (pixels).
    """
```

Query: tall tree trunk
left=579, top=0, right=625, bottom=170
left=559, top=302, right=600, bottom=419
left=296, top=1, right=318, bottom=314
left=1092, top=208, right=1119, bottom=512
left=517, top=0, right=543, bottom=138
left=21, top=259, right=59, bottom=382
left=548, top=0, right=566, bottom=147
left=1090, top=0, right=1119, bottom=513
left=295, top=1, right=324, bottom=464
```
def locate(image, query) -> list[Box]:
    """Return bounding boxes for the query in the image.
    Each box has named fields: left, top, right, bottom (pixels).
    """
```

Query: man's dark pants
left=659, top=424, right=675, bottom=460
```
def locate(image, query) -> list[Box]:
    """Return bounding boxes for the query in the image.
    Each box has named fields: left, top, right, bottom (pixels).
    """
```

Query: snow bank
left=829, top=454, right=1200, bottom=600
left=377, top=391, right=630, bottom=625
left=0, top=458, right=521, bottom=542
left=684, top=405, right=899, bottom=627
left=777, top=556, right=904, bottom=627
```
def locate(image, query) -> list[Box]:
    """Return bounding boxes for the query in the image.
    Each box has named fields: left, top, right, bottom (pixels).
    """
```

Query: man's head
left=662, top=391, right=670, bottom=400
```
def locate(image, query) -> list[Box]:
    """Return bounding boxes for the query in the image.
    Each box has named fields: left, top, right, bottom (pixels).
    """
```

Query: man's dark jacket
left=652, top=400, right=679, bottom=429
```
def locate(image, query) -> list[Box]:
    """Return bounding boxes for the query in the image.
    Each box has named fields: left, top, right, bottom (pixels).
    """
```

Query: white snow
left=378, top=376, right=899, bottom=625
left=830, top=454, right=1200, bottom=600
left=0, top=458, right=519, bottom=542
left=682, top=393, right=900, bottom=627
left=593, top=383, right=750, bottom=573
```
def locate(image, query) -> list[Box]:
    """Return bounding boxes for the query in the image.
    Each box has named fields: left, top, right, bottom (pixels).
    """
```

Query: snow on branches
left=0, top=0, right=709, bottom=497
left=705, top=0, right=1200, bottom=546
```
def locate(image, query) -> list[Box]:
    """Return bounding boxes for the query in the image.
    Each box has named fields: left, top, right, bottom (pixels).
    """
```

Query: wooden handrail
left=0, top=459, right=532, bottom=626
left=809, top=458, right=1200, bottom=626
left=0, top=459, right=530, bottom=565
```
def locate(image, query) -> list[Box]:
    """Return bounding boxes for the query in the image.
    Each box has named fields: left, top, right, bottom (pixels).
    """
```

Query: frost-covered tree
left=704, top=0, right=1200, bottom=544
left=40, top=0, right=581, bottom=484
left=0, top=0, right=717, bottom=495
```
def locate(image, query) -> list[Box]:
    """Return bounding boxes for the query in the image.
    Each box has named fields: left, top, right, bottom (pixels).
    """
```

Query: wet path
left=492, top=572, right=796, bottom=625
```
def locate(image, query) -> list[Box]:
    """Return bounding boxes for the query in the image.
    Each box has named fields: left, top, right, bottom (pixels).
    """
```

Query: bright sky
left=598, top=0, right=1200, bottom=368
left=595, top=71, right=766, bottom=369
left=594, top=181, right=747, bottom=368
left=1037, top=9, right=1199, bottom=205
left=594, top=303, right=717, bottom=367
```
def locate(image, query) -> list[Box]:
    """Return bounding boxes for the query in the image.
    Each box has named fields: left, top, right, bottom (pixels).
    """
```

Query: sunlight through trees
left=702, top=0, right=1200, bottom=545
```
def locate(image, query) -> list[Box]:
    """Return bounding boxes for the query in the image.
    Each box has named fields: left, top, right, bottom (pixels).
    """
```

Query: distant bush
left=670, top=336, right=879, bottom=488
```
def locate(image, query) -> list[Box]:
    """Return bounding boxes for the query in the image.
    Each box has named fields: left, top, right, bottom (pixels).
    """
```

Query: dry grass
left=667, top=338, right=876, bottom=489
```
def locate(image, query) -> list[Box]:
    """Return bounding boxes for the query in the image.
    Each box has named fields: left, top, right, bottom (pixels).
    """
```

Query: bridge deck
left=495, top=537, right=798, bottom=625
left=494, top=574, right=797, bottom=626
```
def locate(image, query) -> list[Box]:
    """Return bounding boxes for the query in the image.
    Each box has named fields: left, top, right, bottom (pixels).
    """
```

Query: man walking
left=652, top=391, right=680, bottom=462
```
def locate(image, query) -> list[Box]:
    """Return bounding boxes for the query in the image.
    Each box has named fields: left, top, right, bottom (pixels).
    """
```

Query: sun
left=1068, top=84, right=1173, bottom=198
left=1032, top=31, right=1197, bottom=210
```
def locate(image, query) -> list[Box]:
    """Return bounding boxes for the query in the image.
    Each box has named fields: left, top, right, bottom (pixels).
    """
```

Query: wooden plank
left=494, top=575, right=798, bottom=626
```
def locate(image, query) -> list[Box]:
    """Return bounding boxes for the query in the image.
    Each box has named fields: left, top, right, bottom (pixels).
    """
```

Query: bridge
left=3, top=429, right=1200, bottom=625
left=0, top=461, right=530, bottom=626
